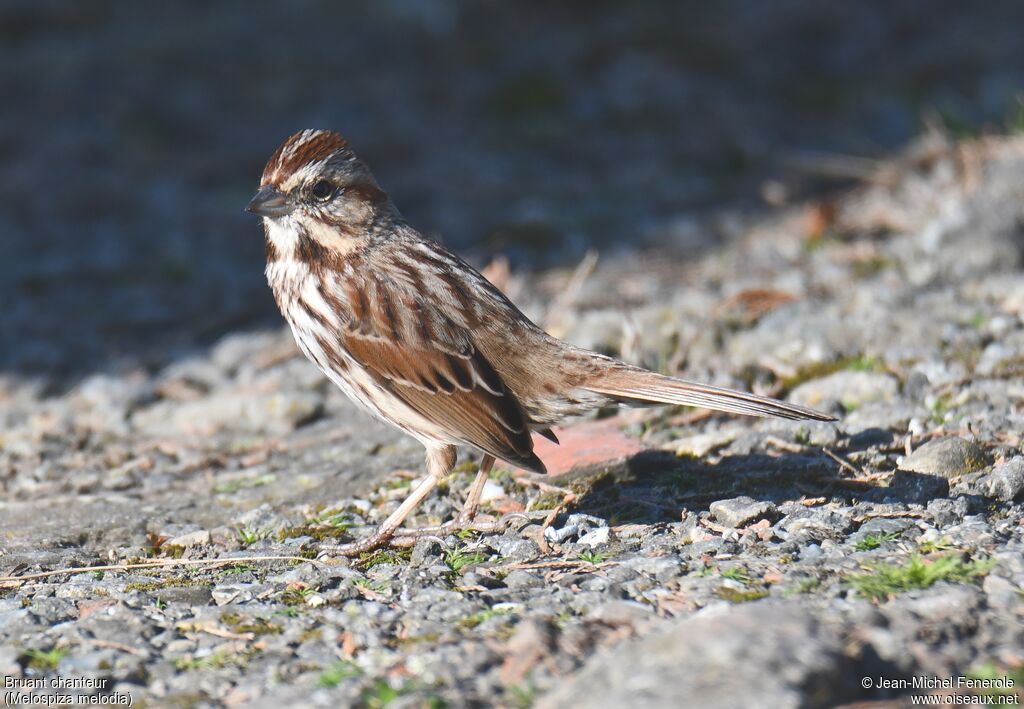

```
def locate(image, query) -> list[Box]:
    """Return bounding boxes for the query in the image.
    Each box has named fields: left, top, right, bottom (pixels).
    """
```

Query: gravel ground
left=4, top=3, right=1024, bottom=708
left=3, top=133, right=1024, bottom=708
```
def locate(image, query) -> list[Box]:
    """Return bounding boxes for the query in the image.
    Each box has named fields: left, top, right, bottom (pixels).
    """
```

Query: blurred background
left=2, top=0, right=1023, bottom=378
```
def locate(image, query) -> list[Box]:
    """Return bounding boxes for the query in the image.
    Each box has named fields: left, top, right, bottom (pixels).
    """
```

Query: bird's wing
left=322, top=263, right=545, bottom=473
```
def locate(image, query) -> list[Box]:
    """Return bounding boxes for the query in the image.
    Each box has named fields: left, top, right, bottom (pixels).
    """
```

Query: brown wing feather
left=337, top=272, right=545, bottom=473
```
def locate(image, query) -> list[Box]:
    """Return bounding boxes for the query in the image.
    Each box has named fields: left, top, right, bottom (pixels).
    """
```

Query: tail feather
left=583, top=370, right=836, bottom=422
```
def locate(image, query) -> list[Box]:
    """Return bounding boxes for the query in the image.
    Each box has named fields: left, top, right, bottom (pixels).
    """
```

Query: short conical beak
left=245, top=185, right=293, bottom=218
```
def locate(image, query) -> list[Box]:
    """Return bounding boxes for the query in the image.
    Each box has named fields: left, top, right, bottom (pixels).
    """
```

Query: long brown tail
left=583, top=367, right=837, bottom=421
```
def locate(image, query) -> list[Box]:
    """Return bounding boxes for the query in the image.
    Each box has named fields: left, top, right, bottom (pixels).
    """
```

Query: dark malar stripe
left=296, top=231, right=331, bottom=267
left=265, top=237, right=281, bottom=262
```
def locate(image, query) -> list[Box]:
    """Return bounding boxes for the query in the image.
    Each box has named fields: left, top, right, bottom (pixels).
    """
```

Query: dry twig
left=0, top=555, right=320, bottom=586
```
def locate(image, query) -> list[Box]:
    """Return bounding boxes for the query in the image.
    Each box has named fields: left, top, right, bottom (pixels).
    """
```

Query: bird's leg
left=456, top=453, right=494, bottom=524
left=390, top=455, right=524, bottom=542
left=318, top=446, right=454, bottom=558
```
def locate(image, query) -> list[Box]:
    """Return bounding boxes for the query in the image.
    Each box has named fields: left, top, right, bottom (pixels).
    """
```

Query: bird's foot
left=385, top=512, right=532, bottom=548
left=316, top=525, right=399, bottom=559
left=317, top=513, right=534, bottom=557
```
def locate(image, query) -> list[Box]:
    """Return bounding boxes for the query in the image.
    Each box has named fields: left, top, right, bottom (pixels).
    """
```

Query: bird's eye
left=310, top=179, right=335, bottom=202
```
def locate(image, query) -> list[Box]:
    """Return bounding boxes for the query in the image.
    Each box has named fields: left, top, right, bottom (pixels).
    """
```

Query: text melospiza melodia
left=247, top=129, right=835, bottom=556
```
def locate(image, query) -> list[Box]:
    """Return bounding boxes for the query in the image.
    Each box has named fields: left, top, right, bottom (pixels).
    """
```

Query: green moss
left=356, top=548, right=411, bottom=570
left=991, top=355, right=1024, bottom=377
left=173, top=649, right=255, bottom=672
left=456, top=607, right=512, bottom=630
left=22, top=647, right=68, bottom=671
left=216, top=563, right=257, bottom=576
left=277, top=524, right=350, bottom=542
left=318, top=660, right=361, bottom=688
left=124, top=576, right=209, bottom=592
left=163, top=544, right=186, bottom=559
left=358, top=678, right=447, bottom=709
left=791, top=576, right=821, bottom=594
left=451, top=460, right=479, bottom=474
left=395, top=633, right=442, bottom=649
left=717, top=587, right=769, bottom=603
left=279, top=585, right=318, bottom=606
left=529, top=491, right=564, bottom=511
left=214, top=473, right=277, bottom=494
left=847, top=554, right=995, bottom=602
left=298, top=628, right=322, bottom=643
left=850, top=256, right=894, bottom=279
left=780, top=355, right=882, bottom=391
left=219, top=612, right=282, bottom=636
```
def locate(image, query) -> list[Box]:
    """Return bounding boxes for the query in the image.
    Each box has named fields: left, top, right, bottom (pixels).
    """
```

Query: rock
left=926, top=498, right=969, bottom=527
left=709, top=497, right=778, bottom=528
left=882, top=585, right=983, bottom=641
left=410, top=538, right=443, bottom=566
left=537, top=601, right=849, bottom=709
left=490, top=536, right=540, bottom=562
left=982, top=575, right=1019, bottom=609
left=899, top=438, right=991, bottom=479
left=577, top=526, right=612, bottom=547
left=167, top=530, right=211, bottom=547
left=888, top=470, right=950, bottom=503
left=788, top=371, right=898, bottom=410
left=976, top=332, right=1024, bottom=376
left=156, top=586, right=213, bottom=606
left=0, top=645, right=20, bottom=676
left=778, top=509, right=853, bottom=539
left=211, top=587, right=241, bottom=606
left=132, top=390, right=323, bottom=436
left=503, top=570, right=543, bottom=590
left=544, top=513, right=607, bottom=544
left=984, top=457, right=1024, bottom=501
left=589, top=600, right=656, bottom=629
left=672, top=430, right=737, bottom=457
left=480, top=480, right=506, bottom=503
left=942, top=517, right=995, bottom=547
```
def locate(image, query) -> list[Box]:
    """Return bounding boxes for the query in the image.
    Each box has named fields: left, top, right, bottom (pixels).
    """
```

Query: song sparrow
left=246, top=129, right=835, bottom=556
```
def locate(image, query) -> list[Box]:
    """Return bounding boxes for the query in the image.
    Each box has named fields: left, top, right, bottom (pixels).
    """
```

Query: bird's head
left=247, top=130, right=395, bottom=255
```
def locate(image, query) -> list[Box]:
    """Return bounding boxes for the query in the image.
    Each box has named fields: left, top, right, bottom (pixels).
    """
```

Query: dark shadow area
left=3, top=0, right=1024, bottom=378
left=561, top=449, right=881, bottom=526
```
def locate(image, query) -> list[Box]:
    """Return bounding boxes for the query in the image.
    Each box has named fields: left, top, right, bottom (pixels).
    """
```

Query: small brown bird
left=246, top=129, right=835, bottom=556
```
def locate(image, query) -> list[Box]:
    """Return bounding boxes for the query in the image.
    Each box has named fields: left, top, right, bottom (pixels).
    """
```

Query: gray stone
left=900, top=438, right=991, bottom=479
left=577, top=526, right=612, bottom=547
left=926, top=497, right=969, bottom=527
left=503, top=570, right=543, bottom=590
left=537, top=601, right=848, bottom=709
left=709, top=496, right=778, bottom=528
left=167, top=529, right=211, bottom=547
left=976, top=332, right=1024, bottom=376
left=982, top=575, right=1019, bottom=609
left=888, top=470, right=950, bottom=503
left=789, top=371, right=899, bottom=410
left=778, top=509, right=853, bottom=539
left=0, top=645, right=21, bottom=676
left=132, top=390, right=323, bottom=436
left=544, top=513, right=607, bottom=544
left=490, top=536, right=540, bottom=561
left=984, top=457, right=1024, bottom=501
